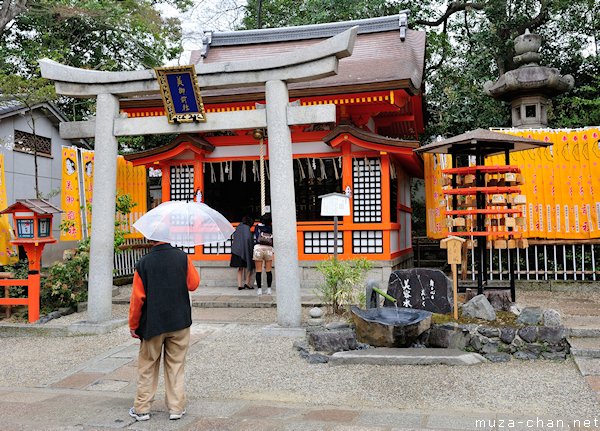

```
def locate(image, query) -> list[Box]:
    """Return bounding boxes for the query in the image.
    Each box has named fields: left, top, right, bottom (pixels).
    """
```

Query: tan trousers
left=133, top=326, right=190, bottom=414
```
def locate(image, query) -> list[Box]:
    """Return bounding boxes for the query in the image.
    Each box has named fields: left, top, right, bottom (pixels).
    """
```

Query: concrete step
left=568, top=337, right=600, bottom=358
left=329, top=348, right=487, bottom=366
left=573, top=357, right=600, bottom=376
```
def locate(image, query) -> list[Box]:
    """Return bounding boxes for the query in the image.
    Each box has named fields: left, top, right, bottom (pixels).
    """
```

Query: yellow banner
left=60, top=147, right=82, bottom=241
left=116, top=156, right=147, bottom=239
left=424, top=153, right=452, bottom=239
left=0, top=154, right=17, bottom=265
left=81, top=149, right=94, bottom=230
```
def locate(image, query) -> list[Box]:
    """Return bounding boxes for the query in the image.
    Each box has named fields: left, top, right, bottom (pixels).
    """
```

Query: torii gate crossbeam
left=40, top=27, right=358, bottom=328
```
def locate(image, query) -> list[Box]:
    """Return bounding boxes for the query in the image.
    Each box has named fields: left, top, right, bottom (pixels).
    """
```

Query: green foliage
left=41, top=193, right=136, bottom=312
left=41, top=240, right=89, bottom=313
left=241, top=0, right=400, bottom=29
left=0, top=1, right=192, bottom=121
left=315, top=257, right=372, bottom=315
left=1, top=260, right=30, bottom=299
left=114, top=193, right=138, bottom=248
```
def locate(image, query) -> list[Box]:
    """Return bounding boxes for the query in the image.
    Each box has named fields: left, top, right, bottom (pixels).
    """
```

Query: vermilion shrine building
left=122, top=16, right=426, bottom=286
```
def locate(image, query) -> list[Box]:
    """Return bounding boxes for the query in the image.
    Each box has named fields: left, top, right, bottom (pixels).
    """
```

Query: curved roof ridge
left=208, top=14, right=404, bottom=47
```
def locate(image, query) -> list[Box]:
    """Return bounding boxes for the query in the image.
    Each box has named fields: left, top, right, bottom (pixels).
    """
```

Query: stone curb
left=329, top=347, right=488, bottom=366
left=0, top=319, right=127, bottom=337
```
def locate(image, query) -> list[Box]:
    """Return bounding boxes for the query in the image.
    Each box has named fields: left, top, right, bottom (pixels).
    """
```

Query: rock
left=541, top=351, right=567, bottom=360
left=307, top=354, right=329, bottom=364
left=428, top=326, right=452, bottom=348
left=461, top=295, right=496, bottom=321
left=514, top=351, right=538, bottom=360
left=308, top=330, right=358, bottom=353
left=299, top=350, right=309, bottom=359
left=470, top=335, right=484, bottom=351
left=478, top=327, right=500, bottom=338
left=293, top=340, right=309, bottom=352
left=307, top=318, right=323, bottom=326
left=356, top=343, right=371, bottom=350
left=448, top=332, right=470, bottom=350
left=511, top=336, right=525, bottom=349
left=516, top=307, right=543, bottom=325
left=500, top=327, right=516, bottom=344
left=481, top=341, right=500, bottom=354
left=518, top=326, right=538, bottom=343
left=524, top=344, right=545, bottom=355
left=537, top=326, right=566, bottom=344
left=542, top=309, right=561, bottom=327
left=309, top=307, right=323, bottom=318
left=58, top=307, right=75, bottom=316
left=484, top=352, right=512, bottom=362
left=498, top=342, right=515, bottom=354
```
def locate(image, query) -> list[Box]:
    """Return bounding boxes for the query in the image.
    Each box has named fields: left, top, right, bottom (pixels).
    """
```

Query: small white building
left=0, top=99, right=88, bottom=263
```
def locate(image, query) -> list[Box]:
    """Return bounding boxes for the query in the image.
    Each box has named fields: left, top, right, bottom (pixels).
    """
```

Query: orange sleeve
left=129, top=271, right=146, bottom=330
left=187, top=257, right=200, bottom=292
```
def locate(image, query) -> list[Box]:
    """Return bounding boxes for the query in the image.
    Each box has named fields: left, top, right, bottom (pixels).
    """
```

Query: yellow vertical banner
left=81, top=149, right=94, bottom=230
left=586, top=129, right=600, bottom=236
left=60, top=146, right=82, bottom=241
left=424, top=153, right=450, bottom=239
left=115, top=156, right=147, bottom=239
left=0, top=154, right=17, bottom=265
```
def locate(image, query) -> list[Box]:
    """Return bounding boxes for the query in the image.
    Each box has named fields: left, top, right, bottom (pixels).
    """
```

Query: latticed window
left=14, top=130, right=52, bottom=156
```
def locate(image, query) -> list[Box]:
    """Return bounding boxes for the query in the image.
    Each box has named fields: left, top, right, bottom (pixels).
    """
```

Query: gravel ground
left=186, top=324, right=599, bottom=419
left=0, top=290, right=598, bottom=420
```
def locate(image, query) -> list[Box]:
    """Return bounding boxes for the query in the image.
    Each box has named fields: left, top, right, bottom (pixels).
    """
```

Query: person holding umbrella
left=128, top=200, right=233, bottom=421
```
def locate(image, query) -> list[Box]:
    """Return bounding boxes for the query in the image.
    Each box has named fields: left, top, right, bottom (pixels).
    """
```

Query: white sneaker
left=257, top=288, right=262, bottom=296
left=267, top=288, right=272, bottom=295
left=129, top=407, right=150, bottom=421
left=169, top=409, right=186, bottom=420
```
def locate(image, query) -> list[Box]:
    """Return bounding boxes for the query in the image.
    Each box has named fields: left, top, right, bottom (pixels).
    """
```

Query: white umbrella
left=132, top=201, right=234, bottom=247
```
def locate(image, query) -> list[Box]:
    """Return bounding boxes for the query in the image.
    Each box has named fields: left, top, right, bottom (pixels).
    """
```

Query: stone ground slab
left=584, top=375, right=600, bottom=391
left=425, top=413, right=496, bottom=430
left=301, top=408, right=360, bottom=423
left=355, top=411, right=422, bottom=428
left=574, top=357, right=600, bottom=376
left=329, top=348, right=487, bottom=366
left=568, top=337, right=600, bottom=358
left=51, top=371, right=105, bottom=389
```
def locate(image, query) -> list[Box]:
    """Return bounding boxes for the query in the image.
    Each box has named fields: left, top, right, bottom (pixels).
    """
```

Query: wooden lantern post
left=440, top=235, right=466, bottom=320
left=0, top=199, right=62, bottom=323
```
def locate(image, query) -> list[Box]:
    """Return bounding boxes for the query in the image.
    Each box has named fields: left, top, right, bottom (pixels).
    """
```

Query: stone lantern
left=484, top=29, right=574, bottom=128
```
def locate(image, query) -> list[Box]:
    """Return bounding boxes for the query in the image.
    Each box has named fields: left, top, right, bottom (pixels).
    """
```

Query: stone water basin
left=351, top=306, right=432, bottom=348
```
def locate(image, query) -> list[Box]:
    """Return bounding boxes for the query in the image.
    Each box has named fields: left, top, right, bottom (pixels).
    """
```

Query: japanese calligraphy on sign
left=155, top=65, right=206, bottom=124
left=386, top=268, right=453, bottom=314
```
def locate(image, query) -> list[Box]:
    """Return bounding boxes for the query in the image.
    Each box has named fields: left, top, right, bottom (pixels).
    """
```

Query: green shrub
left=315, top=257, right=372, bottom=315
left=41, top=240, right=89, bottom=313
left=1, top=259, right=29, bottom=298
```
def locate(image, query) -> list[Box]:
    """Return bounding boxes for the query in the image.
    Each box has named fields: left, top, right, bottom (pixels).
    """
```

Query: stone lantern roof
left=484, top=29, right=574, bottom=128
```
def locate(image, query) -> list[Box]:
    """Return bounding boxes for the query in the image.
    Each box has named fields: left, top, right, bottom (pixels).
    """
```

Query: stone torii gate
left=40, top=27, right=357, bottom=328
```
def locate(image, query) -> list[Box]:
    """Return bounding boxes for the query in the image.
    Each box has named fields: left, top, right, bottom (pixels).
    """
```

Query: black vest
left=135, top=244, right=192, bottom=340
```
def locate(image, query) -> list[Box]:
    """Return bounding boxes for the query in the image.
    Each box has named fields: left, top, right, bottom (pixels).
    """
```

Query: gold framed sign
left=154, top=65, right=206, bottom=123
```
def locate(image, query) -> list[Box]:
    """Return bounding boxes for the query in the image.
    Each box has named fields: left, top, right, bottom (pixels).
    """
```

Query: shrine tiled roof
left=190, top=14, right=426, bottom=99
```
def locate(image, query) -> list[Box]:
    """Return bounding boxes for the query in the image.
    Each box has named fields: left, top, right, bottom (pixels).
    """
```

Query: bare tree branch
left=415, top=1, right=484, bottom=27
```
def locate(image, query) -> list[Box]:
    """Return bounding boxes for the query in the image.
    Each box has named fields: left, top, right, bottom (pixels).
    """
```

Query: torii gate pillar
left=266, top=80, right=301, bottom=326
